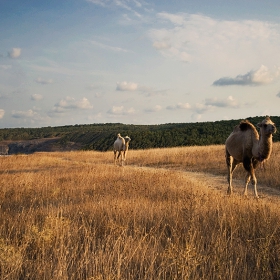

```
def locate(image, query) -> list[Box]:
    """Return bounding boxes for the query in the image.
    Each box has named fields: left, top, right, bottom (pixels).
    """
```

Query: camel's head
left=257, top=117, right=277, bottom=136
left=124, top=136, right=131, bottom=143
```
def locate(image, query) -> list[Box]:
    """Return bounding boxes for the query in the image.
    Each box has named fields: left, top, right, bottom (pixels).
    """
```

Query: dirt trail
left=182, top=170, right=280, bottom=203
left=130, top=164, right=280, bottom=203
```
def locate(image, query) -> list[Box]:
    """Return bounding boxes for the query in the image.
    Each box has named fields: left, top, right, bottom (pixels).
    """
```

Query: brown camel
left=225, top=117, right=277, bottom=198
left=113, top=133, right=131, bottom=166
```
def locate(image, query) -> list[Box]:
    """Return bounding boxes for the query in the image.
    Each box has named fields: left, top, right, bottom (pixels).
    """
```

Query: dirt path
left=182, top=170, right=280, bottom=203
left=130, top=164, right=280, bottom=203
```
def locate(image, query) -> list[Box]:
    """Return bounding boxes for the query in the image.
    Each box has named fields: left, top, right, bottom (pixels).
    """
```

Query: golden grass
left=0, top=143, right=280, bottom=279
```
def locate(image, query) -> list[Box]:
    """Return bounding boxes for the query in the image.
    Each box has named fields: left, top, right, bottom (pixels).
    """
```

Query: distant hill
left=0, top=116, right=279, bottom=154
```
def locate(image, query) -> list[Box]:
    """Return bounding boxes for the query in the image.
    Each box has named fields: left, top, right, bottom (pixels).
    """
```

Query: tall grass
left=0, top=143, right=279, bottom=279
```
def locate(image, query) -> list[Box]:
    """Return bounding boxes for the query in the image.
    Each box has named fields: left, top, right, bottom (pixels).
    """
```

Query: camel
left=225, top=117, right=276, bottom=198
left=113, top=133, right=131, bottom=166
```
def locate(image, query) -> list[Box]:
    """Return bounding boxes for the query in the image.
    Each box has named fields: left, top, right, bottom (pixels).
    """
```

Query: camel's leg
left=251, top=159, right=259, bottom=198
left=244, top=172, right=258, bottom=198
left=114, top=150, right=121, bottom=165
left=117, top=151, right=121, bottom=165
left=251, top=171, right=258, bottom=198
left=226, top=152, right=238, bottom=195
left=226, top=152, right=233, bottom=195
left=120, top=151, right=124, bottom=166
left=243, top=157, right=259, bottom=198
left=114, top=150, right=117, bottom=165
left=244, top=173, right=251, bottom=197
left=123, top=149, right=128, bottom=162
left=117, top=151, right=124, bottom=166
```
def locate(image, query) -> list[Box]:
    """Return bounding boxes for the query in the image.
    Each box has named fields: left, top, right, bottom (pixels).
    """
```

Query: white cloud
left=8, top=48, right=21, bottom=59
left=149, top=13, right=280, bottom=65
left=26, top=59, right=84, bottom=76
left=0, top=109, right=5, bottom=119
left=108, top=105, right=135, bottom=115
left=193, top=103, right=214, bottom=114
left=114, top=0, right=134, bottom=11
left=115, top=82, right=166, bottom=96
left=86, top=0, right=106, bottom=7
left=53, top=97, right=93, bottom=112
left=31, top=94, right=43, bottom=101
left=213, top=65, right=278, bottom=86
left=179, top=52, right=190, bottom=62
left=127, top=107, right=136, bottom=114
left=12, top=109, right=37, bottom=118
left=145, top=105, right=162, bottom=112
left=90, top=40, right=130, bottom=53
left=86, top=0, right=149, bottom=24
left=116, top=81, right=138, bottom=91
left=252, top=65, right=278, bottom=84
left=157, top=12, right=186, bottom=26
left=205, top=96, right=238, bottom=108
left=58, top=97, right=75, bottom=108
left=51, top=106, right=65, bottom=114
left=108, top=105, right=124, bottom=114
left=177, top=102, right=191, bottom=109
left=133, top=0, right=142, bottom=8
left=87, top=0, right=145, bottom=13
left=152, top=41, right=171, bottom=50
left=76, top=97, right=94, bottom=109
left=35, top=77, right=54, bottom=85
left=167, top=102, right=191, bottom=110
left=191, top=96, right=239, bottom=116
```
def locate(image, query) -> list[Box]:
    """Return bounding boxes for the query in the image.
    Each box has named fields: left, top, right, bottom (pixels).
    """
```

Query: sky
left=1, top=0, right=280, bottom=128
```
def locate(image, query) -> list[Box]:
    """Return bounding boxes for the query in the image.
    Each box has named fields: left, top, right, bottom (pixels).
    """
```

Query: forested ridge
left=0, top=116, right=279, bottom=152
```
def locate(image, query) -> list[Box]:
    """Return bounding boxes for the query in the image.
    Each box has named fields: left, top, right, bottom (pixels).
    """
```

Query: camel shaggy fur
left=225, top=117, right=277, bottom=198
left=113, top=133, right=131, bottom=166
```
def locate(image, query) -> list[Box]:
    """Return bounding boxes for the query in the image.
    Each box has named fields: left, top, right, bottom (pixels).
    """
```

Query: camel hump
left=239, top=120, right=254, bottom=131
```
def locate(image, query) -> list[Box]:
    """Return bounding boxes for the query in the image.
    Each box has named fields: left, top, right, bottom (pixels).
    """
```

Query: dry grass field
left=0, top=142, right=280, bottom=279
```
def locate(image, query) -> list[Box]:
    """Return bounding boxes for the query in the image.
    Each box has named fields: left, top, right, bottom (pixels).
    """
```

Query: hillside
left=0, top=116, right=279, bottom=154
left=1, top=145, right=280, bottom=279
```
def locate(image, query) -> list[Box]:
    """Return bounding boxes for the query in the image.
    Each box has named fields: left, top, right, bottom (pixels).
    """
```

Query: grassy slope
left=0, top=144, right=280, bottom=279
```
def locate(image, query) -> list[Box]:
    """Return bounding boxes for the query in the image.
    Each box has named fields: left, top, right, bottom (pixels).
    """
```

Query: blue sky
left=1, top=0, right=280, bottom=128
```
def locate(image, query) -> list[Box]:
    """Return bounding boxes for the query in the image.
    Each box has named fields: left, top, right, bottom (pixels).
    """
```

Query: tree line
left=0, top=116, right=279, bottom=151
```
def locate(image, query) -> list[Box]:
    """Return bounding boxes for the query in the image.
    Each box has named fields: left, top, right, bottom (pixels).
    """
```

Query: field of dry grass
left=0, top=142, right=280, bottom=279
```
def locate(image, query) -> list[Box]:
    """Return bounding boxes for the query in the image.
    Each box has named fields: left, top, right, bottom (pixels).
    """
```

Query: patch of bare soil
left=183, top=170, right=280, bottom=203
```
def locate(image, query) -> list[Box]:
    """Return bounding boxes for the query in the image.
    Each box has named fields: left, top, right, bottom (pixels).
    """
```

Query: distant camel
left=113, top=133, right=131, bottom=166
left=225, top=117, right=277, bottom=198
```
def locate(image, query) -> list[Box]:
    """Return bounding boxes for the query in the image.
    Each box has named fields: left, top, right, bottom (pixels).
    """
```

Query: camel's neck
left=254, top=133, right=273, bottom=161
left=124, top=142, right=129, bottom=151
